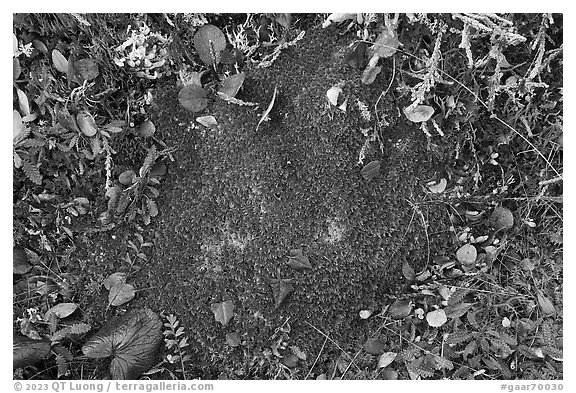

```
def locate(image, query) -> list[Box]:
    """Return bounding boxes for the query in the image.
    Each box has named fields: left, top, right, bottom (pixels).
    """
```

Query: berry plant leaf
left=193, top=24, right=226, bottom=66
left=82, top=308, right=162, bottom=379
left=108, top=283, right=135, bottom=307
left=210, top=300, right=235, bottom=326
left=219, top=72, right=245, bottom=98
left=270, top=278, right=294, bottom=309
left=286, top=249, right=312, bottom=270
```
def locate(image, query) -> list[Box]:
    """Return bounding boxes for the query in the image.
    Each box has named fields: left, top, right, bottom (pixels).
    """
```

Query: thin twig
left=304, top=321, right=361, bottom=372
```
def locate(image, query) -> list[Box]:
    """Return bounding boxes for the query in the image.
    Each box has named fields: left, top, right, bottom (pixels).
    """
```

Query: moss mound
left=140, top=27, right=438, bottom=377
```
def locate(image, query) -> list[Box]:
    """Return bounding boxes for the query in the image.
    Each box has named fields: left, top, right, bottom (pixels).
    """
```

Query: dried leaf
left=108, top=283, right=135, bottom=306
left=210, top=300, right=235, bottom=326
left=361, top=160, right=381, bottom=180
left=13, top=247, right=32, bottom=275
left=256, top=86, right=277, bottom=131
left=103, top=272, right=127, bottom=290
left=179, top=85, right=208, bottom=113
left=82, top=308, right=162, bottom=379
left=456, top=244, right=477, bottom=266
left=73, top=58, right=99, bottom=81
left=52, top=49, right=68, bottom=73
left=322, top=13, right=356, bottom=28
left=196, top=116, right=218, bottom=129
left=326, top=85, right=342, bottom=106
left=378, top=352, right=398, bottom=368
left=286, top=249, right=312, bottom=270
left=402, top=261, right=415, bottom=281
left=389, top=299, right=412, bottom=319
left=359, top=310, right=372, bottom=319
left=270, top=278, right=294, bottom=309
left=193, top=24, right=226, bottom=65
left=45, top=303, right=78, bottom=319
left=364, top=338, right=386, bottom=355
left=426, top=309, right=447, bottom=327
left=225, top=332, right=240, bottom=347
left=361, top=65, right=381, bottom=85
left=219, top=73, right=245, bottom=98
left=373, top=30, right=399, bottom=58
left=537, top=291, right=556, bottom=316
left=427, top=178, right=447, bottom=194
left=404, top=105, right=434, bottom=123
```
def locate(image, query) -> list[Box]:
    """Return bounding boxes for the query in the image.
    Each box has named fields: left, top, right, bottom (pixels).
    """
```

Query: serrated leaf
left=103, top=272, right=127, bottom=290
left=286, top=249, right=312, bottom=270
left=456, top=244, right=477, bottom=265
left=147, top=198, right=158, bottom=217
left=21, top=159, right=42, bottom=185
left=426, top=309, right=447, bottom=327
left=364, top=338, right=386, bottom=355
left=193, top=24, right=226, bottom=65
left=219, top=73, right=245, bottom=98
left=82, top=308, right=162, bottom=379
left=489, top=206, right=514, bottom=231
left=378, top=352, right=397, bottom=368
left=108, top=283, right=135, bottom=306
left=178, top=85, right=208, bottom=112
left=444, top=302, right=475, bottom=319
left=211, top=300, right=235, bottom=325
left=52, top=49, right=68, bottom=73
left=270, top=278, right=294, bottom=309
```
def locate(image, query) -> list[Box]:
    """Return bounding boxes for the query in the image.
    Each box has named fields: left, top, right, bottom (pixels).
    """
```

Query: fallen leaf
left=326, top=85, right=342, bottom=106
left=103, top=272, right=127, bottom=290
left=82, top=308, right=162, bottom=379
left=427, top=178, right=447, bottom=194
left=426, top=309, right=447, bottom=327
left=389, top=299, right=412, bottom=319
left=456, top=244, right=477, bottom=266
left=13, top=247, right=32, bottom=275
left=286, top=249, right=312, bottom=270
left=76, top=111, right=98, bottom=137
left=401, top=261, right=415, bottom=281
left=291, top=345, right=307, bottom=360
left=52, top=49, right=68, bottom=73
left=139, top=120, right=156, bottom=138
left=225, top=332, right=240, bottom=347
left=381, top=368, right=398, bottom=380
left=193, top=24, right=226, bottom=66
left=108, top=283, right=135, bottom=307
left=178, top=85, right=208, bottom=113
left=359, top=310, right=372, bottom=319
left=322, top=13, right=356, bottom=28
left=372, top=30, right=399, bottom=58
left=219, top=73, right=245, bottom=98
left=118, top=170, right=136, bottom=186
left=361, top=65, right=381, bottom=85
left=211, top=300, right=235, bottom=325
left=270, top=278, right=294, bottom=309
left=404, top=105, right=434, bottom=123
left=537, top=291, right=555, bottom=316
left=73, top=58, right=99, bottom=81
left=16, top=88, right=30, bottom=116
left=377, top=352, right=397, bottom=368
left=45, top=303, right=78, bottom=319
left=489, top=206, right=514, bottom=230
left=282, top=354, right=299, bottom=368
left=361, top=160, right=381, bottom=180
left=196, top=116, right=218, bottom=129
left=256, top=86, right=277, bottom=131
left=364, top=338, right=386, bottom=355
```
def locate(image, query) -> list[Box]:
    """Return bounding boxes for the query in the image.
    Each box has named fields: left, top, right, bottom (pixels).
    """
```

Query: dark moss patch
left=138, top=27, right=442, bottom=377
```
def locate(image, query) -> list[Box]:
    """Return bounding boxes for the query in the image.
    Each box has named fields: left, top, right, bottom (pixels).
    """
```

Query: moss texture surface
left=139, top=27, right=440, bottom=377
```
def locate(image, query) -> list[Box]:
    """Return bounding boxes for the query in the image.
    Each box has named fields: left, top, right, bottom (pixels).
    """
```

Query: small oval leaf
left=377, top=352, right=398, bottom=368
left=73, top=58, right=99, bottom=81
left=76, top=111, right=98, bottom=137
left=193, top=24, right=226, bottom=65
left=52, top=49, right=68, bottom=73
left=108, top=283, right=135, bottom=306
left=426, top=309, right=447, bottom=327
left=139, top=120, right=156, bottom=138
left=389, top=299, right=412, bottom=319
left=219, top=73, right=245, bottom=98
left=404, top=105, right=434, bottom=123
left=456, top=244, right=477, bottom=266
left=361, top=160, right=381, bottom=180
left=196, top=115, right=218, bottom=129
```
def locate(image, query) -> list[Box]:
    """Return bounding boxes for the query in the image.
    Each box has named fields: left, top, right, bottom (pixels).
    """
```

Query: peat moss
left=138, top=27, right=441, bottom=377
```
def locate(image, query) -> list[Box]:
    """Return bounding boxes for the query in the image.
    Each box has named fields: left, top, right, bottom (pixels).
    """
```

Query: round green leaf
left=108, top=283, right=135, bottom=306
left=426, top=309, right=447, bottom=327
left=456, top=244, right=477, bottom=266
left=178, top=85, right=208, bottom=112
left=193, top=24, right=226, bottom=65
